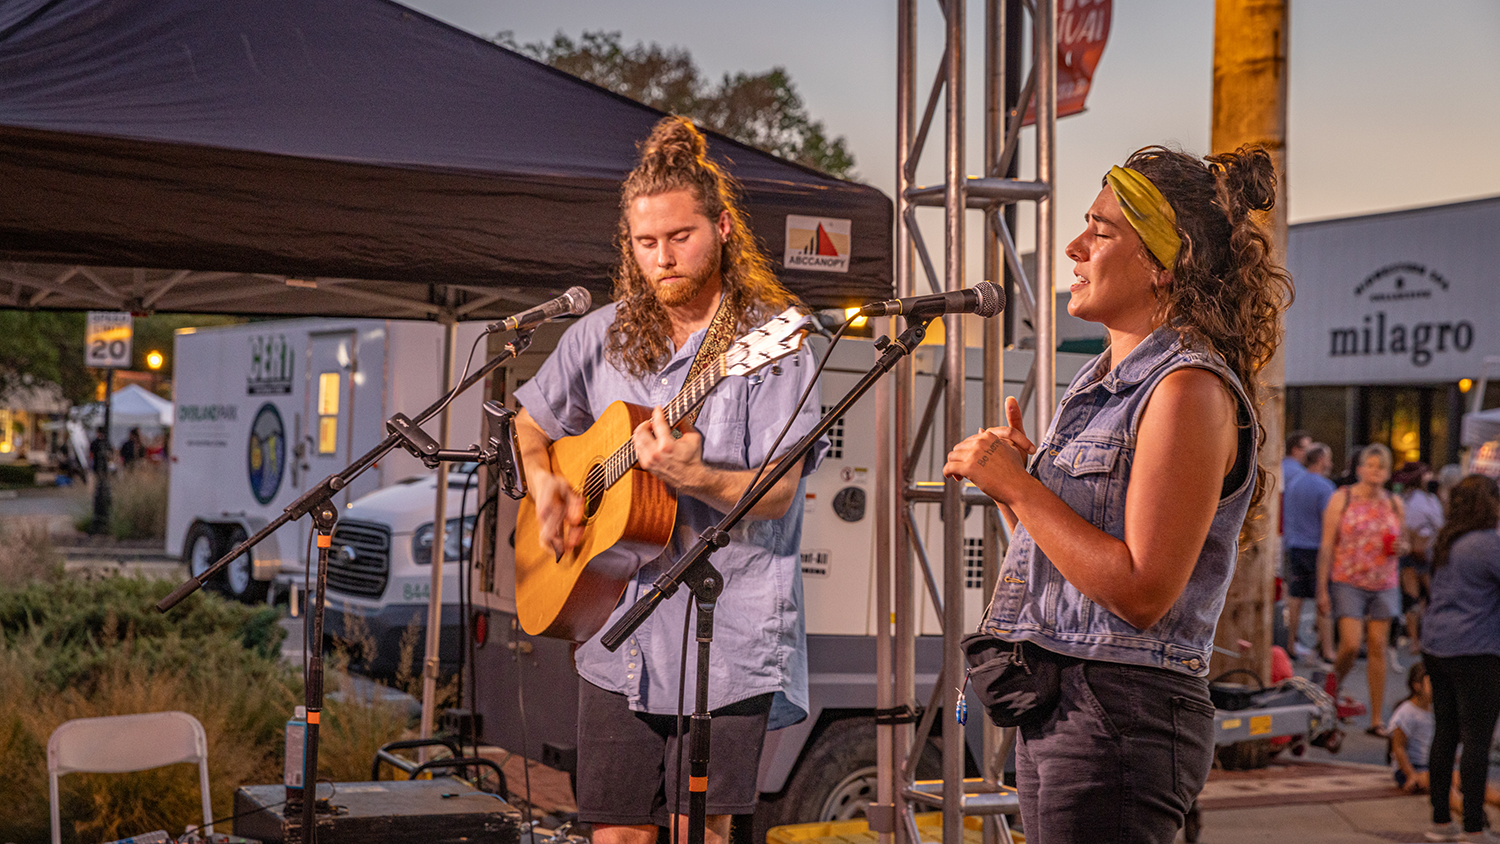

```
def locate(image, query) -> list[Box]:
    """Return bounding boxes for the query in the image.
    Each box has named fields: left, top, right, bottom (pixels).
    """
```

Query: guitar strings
left=575, top=359, right=726, bottom=503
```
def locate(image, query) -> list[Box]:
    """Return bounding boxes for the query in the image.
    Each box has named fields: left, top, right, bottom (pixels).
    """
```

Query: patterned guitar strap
left=675, top=294, right=738, bottom=430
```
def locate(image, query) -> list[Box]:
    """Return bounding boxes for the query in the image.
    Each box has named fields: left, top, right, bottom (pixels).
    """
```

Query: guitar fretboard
left=580, top=358, right=728, bottom=502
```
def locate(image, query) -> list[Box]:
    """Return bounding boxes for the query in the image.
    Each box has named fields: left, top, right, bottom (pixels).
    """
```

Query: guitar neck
left=599, top=359, right=726, bottom=489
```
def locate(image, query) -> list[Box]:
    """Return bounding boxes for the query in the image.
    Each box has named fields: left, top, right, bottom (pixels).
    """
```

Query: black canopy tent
left=0, top=0, right=892, bottom=319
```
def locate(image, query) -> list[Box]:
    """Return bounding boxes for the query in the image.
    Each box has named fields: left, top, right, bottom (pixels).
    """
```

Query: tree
left=499, top=30, right=857, bottom=180
left=0, top=312, right=92, bottom=405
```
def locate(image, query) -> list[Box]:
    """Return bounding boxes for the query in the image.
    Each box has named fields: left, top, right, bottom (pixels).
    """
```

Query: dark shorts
left=1283, top=547, right=1318, bottom=599
left=576, top=680, right=772, bottom=826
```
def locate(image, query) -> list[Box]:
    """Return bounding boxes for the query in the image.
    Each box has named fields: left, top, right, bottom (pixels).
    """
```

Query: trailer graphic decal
left=248, top=334, right=295, bottom=394
left=248, top=402, right=286, bottom=504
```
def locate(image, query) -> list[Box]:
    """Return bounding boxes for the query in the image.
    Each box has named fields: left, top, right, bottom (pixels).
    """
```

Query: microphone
left=487, top=286, right=592, bottom=333
left=859, top=281, right=1005, bottom=320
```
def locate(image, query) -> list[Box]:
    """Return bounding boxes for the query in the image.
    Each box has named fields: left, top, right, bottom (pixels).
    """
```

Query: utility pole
left=1209, top=0, right=1289, bottom=680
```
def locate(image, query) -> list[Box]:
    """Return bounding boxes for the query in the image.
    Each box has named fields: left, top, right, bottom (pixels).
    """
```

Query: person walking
left=1421, top=474, right=1500, bottom=842
left=1283, top=430, right=1311, bottom=488
left=119, top=427, right=145, bottom=468
left=1283, top=442, right=1336, bottom=665
left=1316, top=442, right=1404, bottom=736
left=1397, top=461, right=1444, bottom=653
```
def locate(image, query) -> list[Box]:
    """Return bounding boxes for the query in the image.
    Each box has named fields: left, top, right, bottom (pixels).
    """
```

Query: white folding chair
left=48, top=710, right=214, bottom=844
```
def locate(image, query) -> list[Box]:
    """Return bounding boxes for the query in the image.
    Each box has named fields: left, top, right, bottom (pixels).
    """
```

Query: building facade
left=1285, top=195, right=1500, bottom=473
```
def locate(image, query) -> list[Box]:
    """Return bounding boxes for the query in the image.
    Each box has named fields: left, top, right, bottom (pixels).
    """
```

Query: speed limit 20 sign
left=85, top=311, right=133, bottom=368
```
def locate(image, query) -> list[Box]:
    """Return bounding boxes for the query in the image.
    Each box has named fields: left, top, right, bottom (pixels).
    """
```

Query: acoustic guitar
left=514, top=307, right=813, bottom=641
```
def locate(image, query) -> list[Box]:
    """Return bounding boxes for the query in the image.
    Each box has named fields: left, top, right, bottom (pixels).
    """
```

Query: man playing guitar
left=513, top=116, right=826, bottom=844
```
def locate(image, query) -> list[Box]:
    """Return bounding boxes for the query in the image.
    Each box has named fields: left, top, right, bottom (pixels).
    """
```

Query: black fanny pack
left=960, top=632, right=1069, bottom=728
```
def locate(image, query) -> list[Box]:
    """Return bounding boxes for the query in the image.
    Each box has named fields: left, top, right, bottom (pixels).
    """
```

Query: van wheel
left=183, top=522, right=225, bottom=594
left=754, top=718, right=942, bottom=841
left=222, top=526, right=269, bottom=603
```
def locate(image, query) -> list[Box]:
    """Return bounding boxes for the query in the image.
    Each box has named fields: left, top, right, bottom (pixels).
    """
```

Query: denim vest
left=981, top=327, right=1257, bottom=677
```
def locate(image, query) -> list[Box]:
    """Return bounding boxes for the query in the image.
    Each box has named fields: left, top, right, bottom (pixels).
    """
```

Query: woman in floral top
left=1317, top=442, right=1406, bottom=735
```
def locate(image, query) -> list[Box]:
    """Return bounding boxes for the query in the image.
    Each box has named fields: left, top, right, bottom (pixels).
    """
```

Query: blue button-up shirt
left=515, top=302, right=826, bottom=729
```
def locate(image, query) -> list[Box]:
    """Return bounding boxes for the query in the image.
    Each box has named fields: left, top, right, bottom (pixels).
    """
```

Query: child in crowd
left=1390, top=662, right=1434, bottom=793
left=1390, top=661, right=1500, bottom=829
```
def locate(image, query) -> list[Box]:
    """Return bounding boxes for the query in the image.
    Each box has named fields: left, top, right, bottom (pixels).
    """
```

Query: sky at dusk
left=403, top=0, right=1500, bottom=288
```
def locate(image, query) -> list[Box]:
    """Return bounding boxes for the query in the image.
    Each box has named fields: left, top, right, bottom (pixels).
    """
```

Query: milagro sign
left=1285, top=199, right=1499, bottom=386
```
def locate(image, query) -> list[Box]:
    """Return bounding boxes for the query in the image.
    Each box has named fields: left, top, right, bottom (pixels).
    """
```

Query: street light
left=146, top=349, right=165, bottom=394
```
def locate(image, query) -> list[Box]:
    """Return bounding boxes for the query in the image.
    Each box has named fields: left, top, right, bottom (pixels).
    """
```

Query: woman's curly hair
left=607, top=116, right=799, bottom=377
left=1113, top=145, right=1295, bottom=527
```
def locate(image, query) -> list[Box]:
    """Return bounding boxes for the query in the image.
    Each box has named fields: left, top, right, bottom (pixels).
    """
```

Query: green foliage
left=108, top=465, right=169, bottom=540
left=0, top=576, right=411, bottom=843
left=500, top=30, right=858, bottom=180
left=0, top=311, right=92, bottom=405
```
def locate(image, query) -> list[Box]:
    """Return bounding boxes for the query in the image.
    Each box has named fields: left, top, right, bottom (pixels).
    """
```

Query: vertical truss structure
left=873, top=2, right=1058, bottom=843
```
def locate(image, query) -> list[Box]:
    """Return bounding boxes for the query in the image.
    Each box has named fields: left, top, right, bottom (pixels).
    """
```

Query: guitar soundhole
left=582, top=463, right=606, bottom=520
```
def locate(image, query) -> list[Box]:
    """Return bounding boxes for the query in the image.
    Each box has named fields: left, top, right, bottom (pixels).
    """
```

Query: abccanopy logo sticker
left=785, top=216, right=851, bottom=273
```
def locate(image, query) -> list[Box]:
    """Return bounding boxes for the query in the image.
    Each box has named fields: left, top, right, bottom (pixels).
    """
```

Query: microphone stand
left=600, top=317, right=935, bottom=844
left=156, top=328, right=536, bottom=844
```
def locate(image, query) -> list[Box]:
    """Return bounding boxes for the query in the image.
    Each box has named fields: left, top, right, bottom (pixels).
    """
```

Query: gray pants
left=1016, top=658, right=1216, bottom=844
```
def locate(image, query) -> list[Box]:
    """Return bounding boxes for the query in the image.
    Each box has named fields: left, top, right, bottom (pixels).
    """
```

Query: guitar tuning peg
left=770, top=365, right=783, bottom=376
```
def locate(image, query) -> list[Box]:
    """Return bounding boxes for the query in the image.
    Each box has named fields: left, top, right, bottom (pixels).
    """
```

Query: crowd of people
left=1280, top=432, right=1500, bottom=841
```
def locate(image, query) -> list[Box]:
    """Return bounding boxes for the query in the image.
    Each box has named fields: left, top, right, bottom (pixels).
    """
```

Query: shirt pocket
left=697, top=380, right=750, bottom=467
left=1050, top=436, right=1125, bottom=528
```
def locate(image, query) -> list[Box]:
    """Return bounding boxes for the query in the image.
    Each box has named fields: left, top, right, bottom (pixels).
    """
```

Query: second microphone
left=859, top=281, right=1005, bottom=320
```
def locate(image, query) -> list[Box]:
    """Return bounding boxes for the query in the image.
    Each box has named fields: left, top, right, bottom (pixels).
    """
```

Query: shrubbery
left=0, top=573, right=412, bottom=843
left=110, top=466, right=170, bottom=540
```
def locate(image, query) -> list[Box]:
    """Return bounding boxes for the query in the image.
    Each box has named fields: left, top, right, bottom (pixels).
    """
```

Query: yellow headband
left=1105, top=165, right=1180, bottom=270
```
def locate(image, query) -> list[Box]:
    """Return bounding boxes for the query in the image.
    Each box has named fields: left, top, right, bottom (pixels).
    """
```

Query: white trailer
left=167, top=318, right=486, bottom=602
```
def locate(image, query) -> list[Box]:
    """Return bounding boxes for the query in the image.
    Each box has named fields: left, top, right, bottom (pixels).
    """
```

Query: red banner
left=1024, top=0, right=1112, bottom=125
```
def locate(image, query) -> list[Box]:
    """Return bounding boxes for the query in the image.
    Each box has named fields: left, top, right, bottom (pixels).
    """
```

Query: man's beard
left=649, top=242, right=722, bottom=307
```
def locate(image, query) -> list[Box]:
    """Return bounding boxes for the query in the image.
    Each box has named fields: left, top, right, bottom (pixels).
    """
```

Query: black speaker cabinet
left=233, top=778, right=522, bottom=844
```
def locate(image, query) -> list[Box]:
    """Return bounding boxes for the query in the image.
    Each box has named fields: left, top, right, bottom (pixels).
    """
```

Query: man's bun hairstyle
left=620, top=115, right=732, bottom=224
left=607, top=116, right=798, bottom=377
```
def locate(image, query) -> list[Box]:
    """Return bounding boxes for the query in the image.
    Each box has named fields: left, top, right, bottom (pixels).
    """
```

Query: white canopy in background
left=72, top=384, right=173, bottom=445
left=66, top=385, right=173, bottom=468
left=1462, top=407, right=1500, bottom=448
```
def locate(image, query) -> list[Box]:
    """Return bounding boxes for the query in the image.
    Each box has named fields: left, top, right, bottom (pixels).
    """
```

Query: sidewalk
left=1180, top=611, right=1498, bottom=843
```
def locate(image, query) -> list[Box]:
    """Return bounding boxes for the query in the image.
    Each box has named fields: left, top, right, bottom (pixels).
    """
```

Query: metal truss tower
left=872, top=2, right=1058, bottom=843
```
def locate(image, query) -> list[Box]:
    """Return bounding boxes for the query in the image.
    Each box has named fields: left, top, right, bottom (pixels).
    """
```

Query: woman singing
left=945, top=146, right=1291, bottom=843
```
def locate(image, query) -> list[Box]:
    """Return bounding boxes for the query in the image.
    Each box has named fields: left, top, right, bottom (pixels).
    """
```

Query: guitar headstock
left=722, top=307, right=812, bottom=378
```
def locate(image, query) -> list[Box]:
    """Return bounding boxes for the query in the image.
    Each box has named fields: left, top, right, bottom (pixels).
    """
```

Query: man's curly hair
left=607, top=116, right=798, bottom=377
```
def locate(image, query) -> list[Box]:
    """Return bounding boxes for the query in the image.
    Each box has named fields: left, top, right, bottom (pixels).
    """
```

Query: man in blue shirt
left=1283, top=430, right=1311, bottom=489
left=1283, top=442, right=1336, bottom=663
left=514, top=116, right=824, bottom=844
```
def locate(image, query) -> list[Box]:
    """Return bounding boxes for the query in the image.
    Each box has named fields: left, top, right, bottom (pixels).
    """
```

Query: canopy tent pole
left=418, top=307, right=460, bottom=758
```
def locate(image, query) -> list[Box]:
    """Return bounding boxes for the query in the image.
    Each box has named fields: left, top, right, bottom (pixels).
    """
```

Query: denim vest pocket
left=1050, top=436, right=1124, bottom=528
